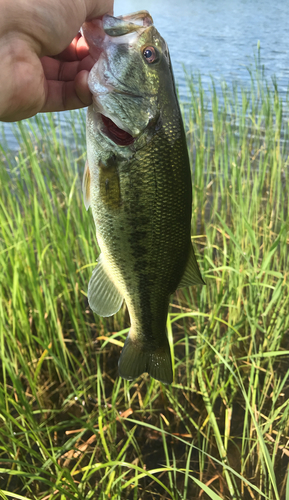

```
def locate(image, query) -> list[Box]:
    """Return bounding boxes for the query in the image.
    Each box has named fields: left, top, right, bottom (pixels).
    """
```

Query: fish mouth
left=100, top=114, right=135, bottom=146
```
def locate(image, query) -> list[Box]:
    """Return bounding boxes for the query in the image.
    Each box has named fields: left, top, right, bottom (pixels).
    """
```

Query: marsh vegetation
left=0, top=66, right=289, bottom=499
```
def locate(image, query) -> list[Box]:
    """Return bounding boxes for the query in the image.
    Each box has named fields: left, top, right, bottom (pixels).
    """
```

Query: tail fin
left=118, top=332, right=173, bottom=384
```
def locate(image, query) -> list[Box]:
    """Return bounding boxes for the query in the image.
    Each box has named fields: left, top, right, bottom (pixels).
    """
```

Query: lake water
left=2, top=0, right=289, bottom=150
left=116, top=0, right=289, bottom=100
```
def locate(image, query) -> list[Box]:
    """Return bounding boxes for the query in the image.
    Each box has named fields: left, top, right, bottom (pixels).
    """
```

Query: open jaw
left=101, top=115, right=135, bottom=146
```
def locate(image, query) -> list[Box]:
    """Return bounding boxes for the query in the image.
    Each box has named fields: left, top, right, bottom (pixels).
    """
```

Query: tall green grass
left=0, top=68, right=288, bottom=499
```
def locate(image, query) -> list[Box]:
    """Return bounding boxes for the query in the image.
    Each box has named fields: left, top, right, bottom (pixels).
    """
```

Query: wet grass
left=0, top=68, right=289, bottom=499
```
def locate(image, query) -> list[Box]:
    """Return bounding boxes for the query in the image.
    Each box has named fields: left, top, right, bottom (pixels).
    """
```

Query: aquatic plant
left=0, top=69, right=288, bottom=499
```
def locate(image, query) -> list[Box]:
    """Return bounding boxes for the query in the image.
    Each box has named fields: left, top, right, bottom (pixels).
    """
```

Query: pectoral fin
left=178, top=244, right=205, bottom=288
left=88, top=254, right=123, bottom=317
left=82, top=160, right=91, bottom=210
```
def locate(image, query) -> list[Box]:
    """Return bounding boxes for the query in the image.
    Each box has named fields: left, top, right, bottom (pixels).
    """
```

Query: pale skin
left=0, top=0, right=114, bottom=122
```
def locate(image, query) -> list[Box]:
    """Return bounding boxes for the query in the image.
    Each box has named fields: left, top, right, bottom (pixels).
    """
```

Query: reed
left=0, top=66, right=288, bottom=499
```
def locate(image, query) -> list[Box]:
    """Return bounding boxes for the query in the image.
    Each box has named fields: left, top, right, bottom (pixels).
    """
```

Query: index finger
left=86, top=0, right=114, bottom=20
left=55, top=35, right=90, bottom=62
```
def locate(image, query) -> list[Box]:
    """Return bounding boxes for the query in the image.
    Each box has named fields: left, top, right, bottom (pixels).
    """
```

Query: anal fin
left=178, top=243, right=205, bottom=288
left=88, top=253, right=123, bottom=317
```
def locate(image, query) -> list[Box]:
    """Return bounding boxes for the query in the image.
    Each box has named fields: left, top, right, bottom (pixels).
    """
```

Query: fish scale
left=82, top=11, right=204, bottom=383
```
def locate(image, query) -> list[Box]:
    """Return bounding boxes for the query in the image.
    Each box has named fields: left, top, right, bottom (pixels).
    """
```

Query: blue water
left=115, top=0, right=289, bottom=100
left=2, top=0, right=289, bottom=149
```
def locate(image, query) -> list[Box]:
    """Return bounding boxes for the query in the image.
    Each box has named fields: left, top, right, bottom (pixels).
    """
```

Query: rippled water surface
left=115, top=0, right=289, bottom=99
left=2, top=0, right=289, bottom=149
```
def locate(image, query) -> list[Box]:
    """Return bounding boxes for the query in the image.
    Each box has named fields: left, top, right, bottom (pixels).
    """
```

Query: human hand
left=0, top=0, right=113, bottom=122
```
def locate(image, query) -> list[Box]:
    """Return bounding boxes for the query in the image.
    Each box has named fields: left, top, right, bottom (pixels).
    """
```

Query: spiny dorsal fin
left=88, top=253, right=123, bottom=317
left=82, top=159, right=91, bottom=210
left=178, top=243, right=205, bottom=289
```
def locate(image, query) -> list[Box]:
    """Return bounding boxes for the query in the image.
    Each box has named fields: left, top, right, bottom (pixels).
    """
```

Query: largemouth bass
left=82, top=11, right=204, bottom=384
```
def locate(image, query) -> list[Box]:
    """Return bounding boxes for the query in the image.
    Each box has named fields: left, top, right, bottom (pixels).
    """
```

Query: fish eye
left=143, top=46, right=157, bottom=63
